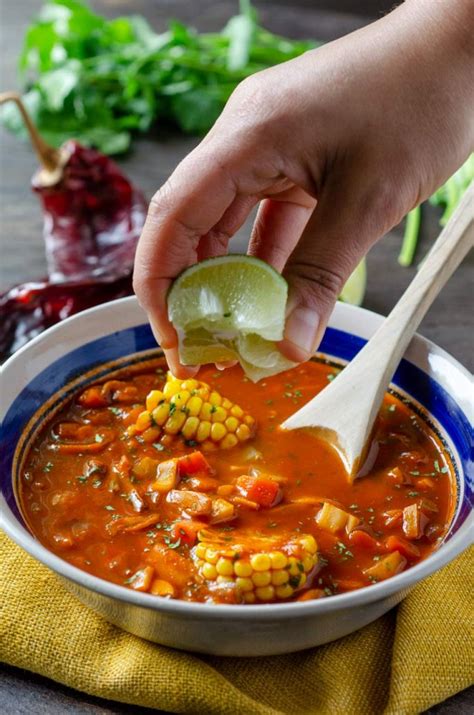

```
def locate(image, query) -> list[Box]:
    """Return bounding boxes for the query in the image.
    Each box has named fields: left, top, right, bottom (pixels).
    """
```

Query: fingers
left=248, top=187, right=316, bottom=272
left=279, top=174, right=391, bottom=362
left=197, top=194, right=258, bottom=261
left=133, top=144, right=238, bottom=353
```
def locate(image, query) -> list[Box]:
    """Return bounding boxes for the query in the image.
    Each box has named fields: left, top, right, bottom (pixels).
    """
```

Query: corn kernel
left=250, top=553, right=271, bottom=571
left=141, top=426, right=161, bottom=443
left=271, top=569, right=290, bottom=586
left=202, top=440, right=217, bottom=452
left=182, top=416, right=199, bottom=440
left=127, top=425, right=137, bottom=437
left=252, top=571, right=272, bottom=587
left=200, top=403, right=213, bottom=421
left=217, top=484, right=234, bottom=497
left=244, top=592, right=256, bottom=603
left=298, top=573, right=307, bottom=587
left=196, top=387, right=210, bottom=401
left=221, top=434, right=238, bottom=449
left=146, top=390, right=164, bottom=412
left=234, top=560, right=253, bottom=577
left=299, top=535, right=317, bottom=554
left=196, top=421, right=211, bottom=442
left=288, top=557, right=301, bottom=576
left=236, top=424, right=251, bottom=442
left=136, top=411, right=152, bottom=432
left=236, top=577, right=254, bottom=592
left=211, top=422, right=226, bottom=442
left=160, top=434, right=174, bottom=448
left=209, top=391, right=222, bottom=406
left=205, top=548, right=219, bottom=564
left=224, top=416, right=239, bottom=433
left=187, top=396, right=203, bottom=416
left=275, top=584, right=294, bottom=599
left=164, top=411, right=187, bottom=435
left=216, top=575, right=233, bottom=584
left=202, top=563, right=218, bottom=580
left=230, top=405, right=244, bottom=418
left=152, top=403, right=170, bottom=426
left=163, top=381, right=181, bottom=398
left=302, top=555, right=316, bottom=573
left=181, top=379, right=199, bottom=392
left=256, top=585, right=275, bottom=601
left=150, top=579, right=175, bottom=597
left=195, top=543, right=207, bottom=559
left=170, top=390, right=190, bottom=409
left=216, top=557, right=234, bottom=576
left=211, top=406, right=227, bottom=423
left=269, top=551, right=288, bottom=569
left=244, top=415, right=255, bottom=427
left=222, top=398, right=232, bottom=410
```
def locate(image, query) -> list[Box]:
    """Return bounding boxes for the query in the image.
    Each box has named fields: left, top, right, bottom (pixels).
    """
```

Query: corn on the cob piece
left=193, top=531, right=318, bottom=603
left=128, top=373, right=256, bottom=449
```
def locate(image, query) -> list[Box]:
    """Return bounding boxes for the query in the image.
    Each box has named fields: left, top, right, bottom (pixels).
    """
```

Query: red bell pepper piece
left=385, top=535, right=420, bottom=560
left=236, top=475, right=281, bottom=508
left=348, top=529, right=379, bottom=550
left=170, top=520, right=204, bottom=548
left=177, top=451, right=212, bottom=477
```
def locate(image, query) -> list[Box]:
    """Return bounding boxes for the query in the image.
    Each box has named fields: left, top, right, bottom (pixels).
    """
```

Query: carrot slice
left=170, top=520, right=204, bottom=547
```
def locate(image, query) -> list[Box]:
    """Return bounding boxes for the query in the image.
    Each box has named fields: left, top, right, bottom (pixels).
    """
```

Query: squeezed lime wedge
left=339, top=258, right=367, bottom=306
left=167, top=255, right=297, bottom=381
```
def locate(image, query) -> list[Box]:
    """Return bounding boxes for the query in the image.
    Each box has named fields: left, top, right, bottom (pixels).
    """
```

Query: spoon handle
left=282, top=181, right=473, bottom=478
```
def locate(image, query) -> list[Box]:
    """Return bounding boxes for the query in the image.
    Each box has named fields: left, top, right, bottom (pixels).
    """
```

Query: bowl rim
left=1, top=296, right=473, bottom=620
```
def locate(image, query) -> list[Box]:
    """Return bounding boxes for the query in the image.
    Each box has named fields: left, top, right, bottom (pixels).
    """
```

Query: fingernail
left=282, top=306, right=320, bottom=361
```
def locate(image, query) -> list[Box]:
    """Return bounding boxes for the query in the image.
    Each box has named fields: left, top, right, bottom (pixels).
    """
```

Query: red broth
left=19, top=359, right=455, bottom=604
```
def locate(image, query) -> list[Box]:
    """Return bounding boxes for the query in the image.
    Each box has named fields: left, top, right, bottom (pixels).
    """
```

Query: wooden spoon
left=281, top=182, right=474, bottom=481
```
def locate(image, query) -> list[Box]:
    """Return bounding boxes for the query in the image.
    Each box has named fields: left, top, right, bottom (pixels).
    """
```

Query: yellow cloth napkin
left=1, top=532, right=472, bottom=714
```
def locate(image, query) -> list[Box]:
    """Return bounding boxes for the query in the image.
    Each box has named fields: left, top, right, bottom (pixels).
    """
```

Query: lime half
left=167, top=255, right=297, bottom=382
left=339, top=258, right=366, bottom=306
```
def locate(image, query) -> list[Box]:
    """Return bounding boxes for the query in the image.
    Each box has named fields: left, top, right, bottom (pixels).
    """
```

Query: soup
left=19, top=358, right=455, bottom=604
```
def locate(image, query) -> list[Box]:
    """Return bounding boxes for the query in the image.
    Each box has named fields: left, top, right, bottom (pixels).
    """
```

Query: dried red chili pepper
left=0, top=92, right=147, bottom=361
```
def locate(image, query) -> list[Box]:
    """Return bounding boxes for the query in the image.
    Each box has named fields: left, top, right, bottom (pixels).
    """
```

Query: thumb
left=279, top=176, right=398, bottom=362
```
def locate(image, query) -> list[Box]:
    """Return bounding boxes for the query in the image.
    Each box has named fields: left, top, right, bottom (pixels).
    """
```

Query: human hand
left=134, top=0, right=473, bottom=377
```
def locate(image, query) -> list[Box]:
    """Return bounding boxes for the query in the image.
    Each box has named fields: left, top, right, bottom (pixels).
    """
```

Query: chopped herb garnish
left=108, top=407, right=122, bottom=416
left=153, top=442, right=165, bottom=451
left=43, top=462, right=53, bottom=472
left=283, top=392, right=292, bottom=398
left=366, top=507, right=374, bottom=513
left=223, top=312, right=232, bottom=318
left=164, top=536, right=181, bottom=549
left=95, top=434, right=104, bottom=443
left=76, top=475, right=89, bottom=484
left=185, top=439, right=198, bottom=448
left=388, top=404, right=396, bottom=412
left=407, top=491, right=419, bottom=497
left=92, top=479, right=102, bottom=488
left=124, top=572, right=140, bottom=585
left=265, top=399, right=274, bottom=406
left=296, top=479, right=302, bottom=487
left=169, top=403, right=176, bottom=415
left=441, top=466, right=449, bottom=474
left=297, top=561, right=304, bottom=573
left=349, top=503, right=359, bottom=510
left=210, top=405, right=217, bottom=414
left=294, top=389, right=303, bottom=398
left=323, top=587, right=333, bottom=596
left=434, top=460, right=440, bottom=473
left=289, top=575, right=301, bottom=588
left=410, top=471, right=420, bottom=476
left=104, top=505, right=115, bottom=511
left=267, top=521, right=278, bottom=528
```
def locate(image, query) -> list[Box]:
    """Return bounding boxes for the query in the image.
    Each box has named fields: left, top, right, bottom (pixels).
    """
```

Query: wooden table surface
left=0, top=1, right=472, bottom=712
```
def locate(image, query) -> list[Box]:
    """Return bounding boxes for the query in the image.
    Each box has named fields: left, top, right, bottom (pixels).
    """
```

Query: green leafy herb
left=43, top=461, right=54, bottom=472
left=1, top=0, right=317, bottom=154
left=104, top=504, right=115, bottom=511
left=399, top=154, right=473, bottom=266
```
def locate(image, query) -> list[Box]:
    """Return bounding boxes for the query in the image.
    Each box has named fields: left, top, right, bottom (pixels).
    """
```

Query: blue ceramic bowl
left=1, top=297, right=472, bottom=656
